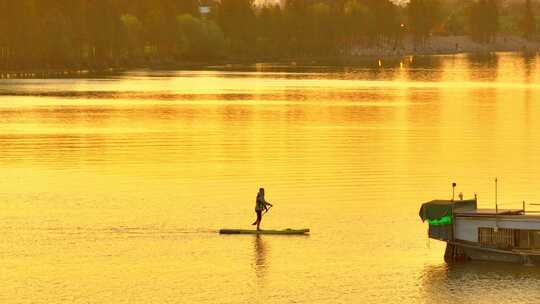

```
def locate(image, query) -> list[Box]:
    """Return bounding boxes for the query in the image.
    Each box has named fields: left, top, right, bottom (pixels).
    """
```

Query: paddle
left=264, top=205, right=273, bottom=214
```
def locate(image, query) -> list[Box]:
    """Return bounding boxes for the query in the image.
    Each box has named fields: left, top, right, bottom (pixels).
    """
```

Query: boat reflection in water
left=420, top=262, right=540, bottom=303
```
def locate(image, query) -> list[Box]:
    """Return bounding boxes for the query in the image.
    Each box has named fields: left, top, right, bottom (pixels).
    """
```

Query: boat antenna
left=452, top=182, right=456, bottom=201
left=495, top=178, right=498, bottom=213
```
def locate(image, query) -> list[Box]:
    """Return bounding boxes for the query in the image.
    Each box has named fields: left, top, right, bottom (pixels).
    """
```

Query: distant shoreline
left=0, top=68, right=126, bottom=79
left=348, top=34, right=540, bottom=58
left=0, top=35, right=538, bottom=79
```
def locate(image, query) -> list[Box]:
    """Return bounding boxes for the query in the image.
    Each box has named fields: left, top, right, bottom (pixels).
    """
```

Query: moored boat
left=420, top=194, right=540, bottom=265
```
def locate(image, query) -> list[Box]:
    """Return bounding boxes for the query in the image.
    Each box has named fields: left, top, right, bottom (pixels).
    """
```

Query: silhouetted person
left=252, top=188, right=273, bottom=230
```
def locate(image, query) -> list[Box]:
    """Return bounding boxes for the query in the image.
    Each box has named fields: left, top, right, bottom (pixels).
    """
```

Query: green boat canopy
left=419, top=200, right=455, bottom=222
left=419, top=199, right=478, bottom=222
left=428, top=215, right=452, bottom=226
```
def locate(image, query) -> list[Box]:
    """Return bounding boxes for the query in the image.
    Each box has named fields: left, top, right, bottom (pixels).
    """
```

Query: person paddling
left=252, top=188, right=273, bottom=231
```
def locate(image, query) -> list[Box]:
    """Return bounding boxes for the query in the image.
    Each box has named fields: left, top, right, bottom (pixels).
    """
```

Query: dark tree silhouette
left=408, top=0, right=442, bottom=48
left=468, top=0, right=499, bottom=43
left=521, top=0, right=536, bottom=40
left=0, top=0, right=533, bottom=71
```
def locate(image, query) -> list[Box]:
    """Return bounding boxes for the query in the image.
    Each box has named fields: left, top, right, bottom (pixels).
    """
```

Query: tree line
left=0, top=0, right=537, bottom=70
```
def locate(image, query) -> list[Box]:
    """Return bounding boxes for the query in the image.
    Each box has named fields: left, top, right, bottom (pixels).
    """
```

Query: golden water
left=2, top=53, right=540, bottom=303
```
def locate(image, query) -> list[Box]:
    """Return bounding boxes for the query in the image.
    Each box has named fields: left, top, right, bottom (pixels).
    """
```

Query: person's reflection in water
left=253, top=235, right=268, bottom=288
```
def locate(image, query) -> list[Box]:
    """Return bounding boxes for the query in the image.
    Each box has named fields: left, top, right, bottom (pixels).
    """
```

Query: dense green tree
left=39, top=4, right=75, bottom=67
left=144, top=4, right=178, bottom=61
left=0, top=0, right=534, bottom=70
left=343, top=0, right=371, bottom=47
left=256, top=5, right=285, bottom=57
left=367, top=0, right=403, bottom=46
left=121, top=14, right=144, bottom=63
left=178, top=0, right=200, bottom=16
left=521, top=0, right=536, bottom=40
left=85, top=0, right=123, bottom=67
left=443, top=1, right=468, bottom=35
left=177, top=14, right=226, bottom=59
left=468, top=0, right=499, bottom=43
left=408, top=0, right=442, bottom=47
left=216, top=0, right=257, bottom=56
left=282, top=0, right=310, bottom=56
left=308, top=3, right=335, bottom=54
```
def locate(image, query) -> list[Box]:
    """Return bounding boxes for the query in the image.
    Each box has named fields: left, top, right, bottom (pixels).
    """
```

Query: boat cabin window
left=478, top=228, right=540, bottom=249
left=516, top=230, right=540, bottom=249
left=478, top=228, right=515, bottom=249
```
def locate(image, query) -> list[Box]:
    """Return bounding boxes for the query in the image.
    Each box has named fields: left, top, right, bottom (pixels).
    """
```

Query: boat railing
left=495, top=201, right=540, bottom=215
left=525, top=202, right=540, bottom=214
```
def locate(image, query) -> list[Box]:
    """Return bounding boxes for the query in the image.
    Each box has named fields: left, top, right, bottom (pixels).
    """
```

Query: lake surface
left=2, top=53, right=540, bottom=303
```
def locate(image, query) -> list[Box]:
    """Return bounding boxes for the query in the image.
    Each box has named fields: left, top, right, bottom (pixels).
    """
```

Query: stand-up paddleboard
left=219, top=228, right=309, bottom=235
